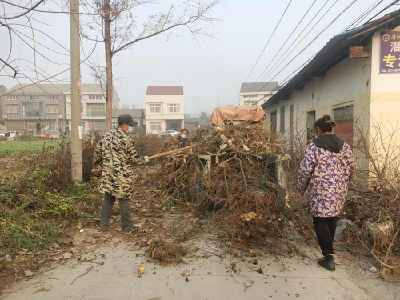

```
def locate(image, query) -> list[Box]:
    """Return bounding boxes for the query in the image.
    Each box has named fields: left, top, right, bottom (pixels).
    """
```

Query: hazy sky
left=1, top=0, right=399, bottom=115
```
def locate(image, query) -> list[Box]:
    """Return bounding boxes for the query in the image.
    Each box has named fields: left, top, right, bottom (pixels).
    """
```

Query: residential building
left=184, top=117, right=209, bottom=133
left=0, top=85, right=8, bottom=132
left=2, top=84, right=68, bottom=135
left=1, top=83, right=120, bottom=135
left=112, top=109, right=145, bottom=133
left=65, top=84, right=120, bottom=133
left=145, top=86, right=184, bottom=134
left=261, top=10, right=400, bottom=169
left=240, top=82, right=279, bottom=106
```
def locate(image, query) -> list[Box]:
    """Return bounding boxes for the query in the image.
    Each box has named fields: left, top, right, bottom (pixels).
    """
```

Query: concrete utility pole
left=70, top=0, right=82, bottom=181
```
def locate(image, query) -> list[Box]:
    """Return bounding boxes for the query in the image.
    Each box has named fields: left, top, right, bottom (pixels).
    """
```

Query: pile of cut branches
left=150, top=124, right=314, bottom=252
left=341, top=124, right=400, bottom=282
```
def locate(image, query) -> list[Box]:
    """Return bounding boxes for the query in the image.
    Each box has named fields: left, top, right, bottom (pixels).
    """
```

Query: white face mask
left=126, top=126, right=134, bottom=134
left=181, top=134, right=187, bottom=139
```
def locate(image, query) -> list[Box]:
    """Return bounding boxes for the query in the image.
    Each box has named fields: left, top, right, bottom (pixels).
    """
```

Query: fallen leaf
left=77, top=223, right=82, bottom=230
left=24, top=270, right=34, bottom=277
left=186, top=276, right=189, bottom=282
left=240, top=212, right=257, bottom=222
left=33, top=287, right=51, bottom=293
left=257, top=267, right=264, bottom=274
left=138, top=265, right=145, bottom=276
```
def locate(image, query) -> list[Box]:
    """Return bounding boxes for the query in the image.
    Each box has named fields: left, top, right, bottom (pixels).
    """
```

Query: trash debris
left=5, top=254, right=12, bottom=262
left=24, top=270, right=34, bottom=277
left=335, top=219, right=360, bottom=235
left=366, top=222, right=393, bottom=243
left=369, top=266, right=379, bottom=273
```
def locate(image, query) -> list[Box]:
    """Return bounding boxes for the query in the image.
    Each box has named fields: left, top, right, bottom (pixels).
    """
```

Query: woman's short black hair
left=181, top=128, right=188, bottom=134
left=314, top=114, right=336, bottom=133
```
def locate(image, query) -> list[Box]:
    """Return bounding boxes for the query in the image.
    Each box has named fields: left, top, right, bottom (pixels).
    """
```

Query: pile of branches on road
left=341, top=124, right=400, bottom=283
left=150, top=124, right=315, bottom=252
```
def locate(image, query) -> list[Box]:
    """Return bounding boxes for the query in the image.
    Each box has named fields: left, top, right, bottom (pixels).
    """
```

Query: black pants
left=100, top=192, right=134, bottom=232
left=313, top=217, right=337, bottom=257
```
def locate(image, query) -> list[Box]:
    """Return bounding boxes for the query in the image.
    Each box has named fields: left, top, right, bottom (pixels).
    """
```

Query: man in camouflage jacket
left=93, top=114, right=140, bottom=232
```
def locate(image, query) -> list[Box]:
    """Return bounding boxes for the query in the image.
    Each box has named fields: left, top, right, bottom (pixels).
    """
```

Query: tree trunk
left=104, top=0, right=113, bottom=131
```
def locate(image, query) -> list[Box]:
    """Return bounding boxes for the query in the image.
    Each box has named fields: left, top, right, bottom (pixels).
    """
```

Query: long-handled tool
left=144, top=145, right=198, bottom=161
left=91, top=145, right=198, bottom=173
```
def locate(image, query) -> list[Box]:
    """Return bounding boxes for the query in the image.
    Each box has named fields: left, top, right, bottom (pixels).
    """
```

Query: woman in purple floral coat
left=297, top=114, right=356, bottom=271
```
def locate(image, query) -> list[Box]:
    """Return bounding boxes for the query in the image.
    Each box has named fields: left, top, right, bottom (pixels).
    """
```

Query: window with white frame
left=149, top=104, right=161, bottom=113
left=243, top=95, right=258, bottom=98
left=89, top=94, right=103, bottom=100
left=49, top=122, right=57, bottom=131
left=167, top=104, right=180, bottom=113
left=7, top=95, right=18, bottom=100
left=244, top=100, right=258, bottom=106
left=30, top=95, right=39, bottom=100
left=46, top=95, right=60, bottom=100
left=112, top=121, right=119, bottom=129
left=87, top=103, right=105, bottom=116
left=46, top=105, right=58, bottom=113
left=6, top=105, right=19, bottom=113
left=150, top=122, right=162, bottom=131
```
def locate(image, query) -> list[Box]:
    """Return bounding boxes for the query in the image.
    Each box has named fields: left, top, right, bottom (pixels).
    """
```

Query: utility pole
left=70, top=0, right=82, bottom=181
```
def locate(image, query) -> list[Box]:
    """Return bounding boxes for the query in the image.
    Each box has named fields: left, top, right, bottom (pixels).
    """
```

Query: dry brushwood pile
left=150, top=124, right=315, bottom=253
left=343, top=178, right=400, bottom=282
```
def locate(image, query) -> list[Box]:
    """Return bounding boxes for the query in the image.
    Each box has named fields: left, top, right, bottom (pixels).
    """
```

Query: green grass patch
left=0, top=139, right=63, bottom=156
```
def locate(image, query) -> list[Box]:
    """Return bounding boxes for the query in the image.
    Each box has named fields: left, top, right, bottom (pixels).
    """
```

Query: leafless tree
left=80, top=0, right=222, bottom=130
left=0, top=0, right=101, bottom=96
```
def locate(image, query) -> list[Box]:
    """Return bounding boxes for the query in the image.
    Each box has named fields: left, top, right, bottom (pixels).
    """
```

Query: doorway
left=306, top=110, right=316, bottom=142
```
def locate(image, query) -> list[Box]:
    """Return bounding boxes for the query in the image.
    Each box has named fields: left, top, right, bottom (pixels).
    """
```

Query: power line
left=364, top=0, right=400, bottom=23
left=227, top=0, right=293, bottom=105
left=259, top=0, right=387, bottom=105
left=256, top=0, right=359, bottom=96
left=233, top=0, right=335, bottom=106
left=243, top=0, right=294, bottom=83
left=261, top=0, right=341, bottom=86
left=342, top=0, right=384, bottom=32
left=244, top=0, right=319, bottom=100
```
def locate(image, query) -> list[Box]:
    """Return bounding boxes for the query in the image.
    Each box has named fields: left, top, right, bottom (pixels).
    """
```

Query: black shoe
left=318, top=257, right=335, bottom=271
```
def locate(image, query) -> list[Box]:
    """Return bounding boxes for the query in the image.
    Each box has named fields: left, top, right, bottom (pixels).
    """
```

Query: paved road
left=2, top=232, right=399, bottom=300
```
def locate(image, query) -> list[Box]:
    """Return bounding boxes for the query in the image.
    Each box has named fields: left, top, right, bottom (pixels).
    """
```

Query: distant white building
left=239, top=82, right=279, bottom=106
left=1, top=83, right=120, bottom=135
left=65, top=84, right=120, bottom=133
left=145, top=86, right=184, bottom=134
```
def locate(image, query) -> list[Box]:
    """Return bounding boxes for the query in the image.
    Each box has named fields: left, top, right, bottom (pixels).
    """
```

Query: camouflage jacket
left=93, top=128, right=140, bottom=199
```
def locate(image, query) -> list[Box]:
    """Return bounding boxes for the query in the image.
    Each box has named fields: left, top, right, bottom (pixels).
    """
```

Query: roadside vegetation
left=0, top=139, right=101, bottom=255
left=0, top=139, right=62, bottom=156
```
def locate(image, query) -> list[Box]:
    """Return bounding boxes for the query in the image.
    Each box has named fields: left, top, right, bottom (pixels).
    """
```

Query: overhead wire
left=243, top=0, right=319, bottom=100
left=342, top=0, right=384, bottom=32
left=255, top=0, right=359, bottom=98
left=260, top=0, right=342, bottom=89
left=364, top=0, right=400, bottom=23
left=257, top=0, right=400, bottom=107
left=229, top=0, right=335, bottom=106
left=226, top=0, right=294, bottom=105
